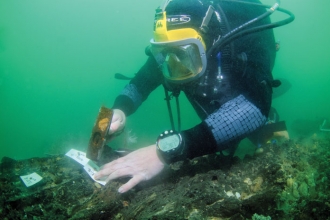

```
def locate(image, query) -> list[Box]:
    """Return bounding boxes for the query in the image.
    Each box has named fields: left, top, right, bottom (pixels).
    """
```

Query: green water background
left=0, top=0, right=329, bottom=160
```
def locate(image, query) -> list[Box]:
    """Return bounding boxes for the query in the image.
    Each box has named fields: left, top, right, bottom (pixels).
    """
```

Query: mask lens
left=150, top=38, right=206, bottom=83
left=176, top=44, right=203, bottom=75
left=163, top=53, right=192, bottom=78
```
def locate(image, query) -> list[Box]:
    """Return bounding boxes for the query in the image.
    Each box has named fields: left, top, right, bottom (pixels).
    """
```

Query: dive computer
left=156, top=130, right=184, bottom=164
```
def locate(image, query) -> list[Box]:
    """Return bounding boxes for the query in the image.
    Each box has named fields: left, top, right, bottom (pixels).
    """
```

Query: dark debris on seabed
left=1, top=132, right=330, bottom=220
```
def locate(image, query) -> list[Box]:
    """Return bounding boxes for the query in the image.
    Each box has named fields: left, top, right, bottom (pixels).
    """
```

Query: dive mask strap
left=200, top=5, right=216, bottom=34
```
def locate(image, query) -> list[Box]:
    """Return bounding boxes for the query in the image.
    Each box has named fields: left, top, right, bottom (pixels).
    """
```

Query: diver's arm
left=171, top=95, right=267, bottom=163
left=112, top=56, right=163, bottom=116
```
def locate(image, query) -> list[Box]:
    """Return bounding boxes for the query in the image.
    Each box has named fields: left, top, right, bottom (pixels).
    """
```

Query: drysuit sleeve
left=112, top=56, right=163, bottom=116
left=177, top=95, right=267, bottom=162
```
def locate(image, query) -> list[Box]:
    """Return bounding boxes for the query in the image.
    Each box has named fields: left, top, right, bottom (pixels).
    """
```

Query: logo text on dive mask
left=167, top=15, right=191, bottom=25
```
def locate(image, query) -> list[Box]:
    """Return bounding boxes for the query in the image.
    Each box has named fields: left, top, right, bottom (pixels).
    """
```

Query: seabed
left=1, top=132, right=329, bottom=219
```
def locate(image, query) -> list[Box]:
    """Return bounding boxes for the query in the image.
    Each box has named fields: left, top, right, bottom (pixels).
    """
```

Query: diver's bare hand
left=108, top=109, right=126, bottom=135
left=94, top=145, right=165, bottom=193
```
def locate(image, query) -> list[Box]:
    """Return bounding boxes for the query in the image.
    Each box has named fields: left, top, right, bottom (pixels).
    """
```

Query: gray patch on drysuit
left=120, top=84, right=143, bottom=111
left=205, top=94, right=266, bottom=145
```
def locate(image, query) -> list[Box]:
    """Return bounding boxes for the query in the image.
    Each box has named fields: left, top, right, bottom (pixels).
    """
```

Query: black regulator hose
left=207, top=0, right=295, bottom=58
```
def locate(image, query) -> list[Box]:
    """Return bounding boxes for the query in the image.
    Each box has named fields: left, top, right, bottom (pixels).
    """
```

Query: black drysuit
left=112, top=0, right=276, bottom=162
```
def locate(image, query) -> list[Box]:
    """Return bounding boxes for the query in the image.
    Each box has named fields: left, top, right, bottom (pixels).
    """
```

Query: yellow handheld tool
left=86, top=106, right=113, bottom=161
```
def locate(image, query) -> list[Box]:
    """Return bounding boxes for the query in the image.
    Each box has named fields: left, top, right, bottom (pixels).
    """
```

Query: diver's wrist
left=180, top=122, right=217, bottom=159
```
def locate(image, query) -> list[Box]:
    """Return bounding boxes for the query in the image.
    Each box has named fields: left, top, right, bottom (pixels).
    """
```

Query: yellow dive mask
left=150, top=11, right=207, bottom=84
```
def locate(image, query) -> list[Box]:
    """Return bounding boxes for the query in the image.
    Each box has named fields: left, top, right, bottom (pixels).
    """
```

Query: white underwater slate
left=20, top=172, right=43, bottom=187
left=65, top=149, right=106, bottom=185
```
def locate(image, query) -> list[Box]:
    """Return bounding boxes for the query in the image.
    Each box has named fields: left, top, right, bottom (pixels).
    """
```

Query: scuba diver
left=94, top=0, right=295, bottom=193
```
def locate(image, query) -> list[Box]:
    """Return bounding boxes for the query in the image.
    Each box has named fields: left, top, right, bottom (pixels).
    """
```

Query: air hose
left=165, top=0, right=294, bottom=131
left=207, top=0, right=295, bottom=58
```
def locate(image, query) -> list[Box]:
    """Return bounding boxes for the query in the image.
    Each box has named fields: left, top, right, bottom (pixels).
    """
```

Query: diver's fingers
left=104, top=166, right=136, bottom=182
left=100, top=157, right=126, bottom=170
left=108, top=113, right=120, bottom=134
left=94, top=164, right=116, bottom=179
left=109, top=120, right=121, bottom=134
left=94, top=157, right=129, bottom=179
left=118, top=174, right=146, bottom=193
left=94, top=169, right=108, bottom=180
left=109, top=109, right=126, bottom=134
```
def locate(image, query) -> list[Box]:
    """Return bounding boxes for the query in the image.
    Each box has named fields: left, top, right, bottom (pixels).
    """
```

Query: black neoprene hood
left=164, top=0, right=222, bottom=49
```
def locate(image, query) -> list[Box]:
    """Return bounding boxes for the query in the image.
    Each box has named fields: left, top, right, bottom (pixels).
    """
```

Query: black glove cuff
left=171, top=122, right=217, bottom=163
left=112, top=95, right=135, bottom=116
